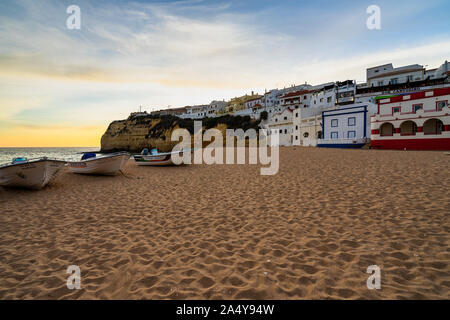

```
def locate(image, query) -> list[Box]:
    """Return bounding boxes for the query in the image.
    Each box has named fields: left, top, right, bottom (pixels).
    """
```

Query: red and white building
left=371, top=87, right=450, bottom=150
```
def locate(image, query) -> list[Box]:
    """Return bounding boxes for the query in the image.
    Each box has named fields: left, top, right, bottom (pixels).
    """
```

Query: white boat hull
left=0, top=159, right=66, bottom=190
left=133, top=154, right=175, bottom=166
left=133, top=149, right=191, bottom=166
left=67, top=153, right=130, bottom=175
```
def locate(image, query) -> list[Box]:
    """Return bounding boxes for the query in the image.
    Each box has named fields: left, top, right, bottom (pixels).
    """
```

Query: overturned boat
left=133, top=148, right=189, bottom=166
left=0, top=157, right=66, bottom=189
left=67, top=152, right=130, bottom=175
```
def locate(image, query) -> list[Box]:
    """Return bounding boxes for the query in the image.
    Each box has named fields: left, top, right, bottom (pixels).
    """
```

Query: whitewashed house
left=209, top=100, right=227, bottom=117
left=279, top=89, right=312, bottom=110
left=424, top=60, right=450, bottom=81
left=367, top=63, right=424, bottom=87
left=292, top=106, right=337, bottom=146
left=317, top=103, right=377, bottom=148
left=309, top=83, right=336, bottom=108
left=266, top=108, right=294, bottom=146
left=180, top=105, right=209, bottom=119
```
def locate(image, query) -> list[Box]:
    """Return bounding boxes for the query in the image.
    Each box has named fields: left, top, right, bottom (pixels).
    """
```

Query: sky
left=0, top=0, right=449, bottom=147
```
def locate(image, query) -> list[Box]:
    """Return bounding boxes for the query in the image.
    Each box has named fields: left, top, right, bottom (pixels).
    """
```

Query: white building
left=266, top=108, right=294, bottom=146
left=209, top=100, right=227, bottom=117
left=424, top=60, right=450, bottom=81
left=367, top=63, right=424, bottom=87
left=180, top=105, right=208, bottom=119
left=317, top=103, right=377, bottom=148
left=279, top=89, right=312, bottom=109
left=309, top=83, right=337, bottom=108
left=261, top=90, right=279, bottom=108
left=244, top=96, right=263, bottom=110
left=180, top=100, right=228, bottom=119
left=292, top=105, right=337, bottom=146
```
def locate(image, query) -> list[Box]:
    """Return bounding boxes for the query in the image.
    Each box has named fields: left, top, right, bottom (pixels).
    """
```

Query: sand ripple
left=0, top=148, right=449, bottom=299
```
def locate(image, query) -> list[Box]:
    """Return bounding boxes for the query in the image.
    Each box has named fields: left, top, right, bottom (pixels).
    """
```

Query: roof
left=368, top=67, right=424, bottom=80
left=281, top=90, right=311, bottom=98
left=367, top=63, right=393, bottom=70
left=246, top=96, right=261, bottom=103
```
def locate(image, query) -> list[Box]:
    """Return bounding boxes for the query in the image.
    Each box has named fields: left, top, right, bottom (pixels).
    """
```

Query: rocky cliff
left=100, top=114, right=261, bottom=153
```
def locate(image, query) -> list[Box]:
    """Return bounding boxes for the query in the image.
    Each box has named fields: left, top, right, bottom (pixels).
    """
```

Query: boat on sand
left=67, top=152, right=130, bottom=175
left=0, top=157, right=66, bottom=189
left=133, top=148, right=189, bottom=166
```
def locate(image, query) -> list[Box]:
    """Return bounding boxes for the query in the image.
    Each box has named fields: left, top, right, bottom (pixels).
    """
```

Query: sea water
left=0, top=147, right=100, bottom=164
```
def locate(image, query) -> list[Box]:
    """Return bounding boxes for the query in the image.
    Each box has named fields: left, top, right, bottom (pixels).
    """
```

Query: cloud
left=1, top=0, right=448, bottom=88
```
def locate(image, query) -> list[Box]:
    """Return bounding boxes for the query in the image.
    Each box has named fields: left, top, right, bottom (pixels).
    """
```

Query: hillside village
left=130, top=60, right=450, bottom=150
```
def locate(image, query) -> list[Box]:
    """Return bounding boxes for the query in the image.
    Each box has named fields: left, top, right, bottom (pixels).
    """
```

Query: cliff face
left=100, top=115, right=260, bottom=153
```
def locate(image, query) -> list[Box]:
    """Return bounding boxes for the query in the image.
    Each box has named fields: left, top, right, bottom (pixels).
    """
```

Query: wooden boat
left=0, top=157, right=66, bottom=189
left=133, top=148, right=188, bottom=166
left=67, top=152, right=130, bottom=175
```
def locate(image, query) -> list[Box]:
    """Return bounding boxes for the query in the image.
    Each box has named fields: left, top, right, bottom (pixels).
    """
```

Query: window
left=413, top=104, right=423, bottom=113
left=320, top=98, right=323, bottom=103
left=295, top=125, right=298, bottom=130
left=331, top=119, right=338, bottom=127
left=284, top=116, right=287, bottom=120
left=303, top=132, right=309, bottom=138
left=408, top=75, right=413, bottom=82
left=279, top=129, right=282, bottom=133
left=284, top=129, right=287, bottom=134
left=391, top=78, right=398, bottom=85
left=295, top=113, right=298, bottom=118
left=295, top=136, right=298, bottom=140
left=331, top=132, right=338, bottom=139
left=348, top=117, right=356, bottom=126
left=436, top=101, right=447, bottom=111
left=392, top=107, right=401, bottom=114
left=377, top=81, right=383, bottom=86
left=347, top=131, right=356, bottom=138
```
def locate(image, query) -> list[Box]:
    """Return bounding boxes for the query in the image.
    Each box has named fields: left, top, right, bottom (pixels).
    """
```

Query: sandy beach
left=0, top=147, right=448, bottom=299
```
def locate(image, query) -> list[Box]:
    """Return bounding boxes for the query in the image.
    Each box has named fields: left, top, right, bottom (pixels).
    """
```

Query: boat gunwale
left=67, top=151, right=130, bottom=164
left=0, top=158, right=67, bottom=169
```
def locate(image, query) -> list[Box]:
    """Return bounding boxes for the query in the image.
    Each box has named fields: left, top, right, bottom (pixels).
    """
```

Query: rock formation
left=100, top=114, right=261, bottom=153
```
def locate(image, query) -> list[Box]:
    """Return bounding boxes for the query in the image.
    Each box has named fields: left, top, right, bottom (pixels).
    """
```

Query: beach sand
left=0, top=147, right=449, bottom=299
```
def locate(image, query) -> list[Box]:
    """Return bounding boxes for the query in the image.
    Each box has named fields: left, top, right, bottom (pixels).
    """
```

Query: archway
left=423, top=118, right=444, bottom=135
left=380, top=123, right=394, bottom=136
left=400, top=120, right=417, bottom=136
